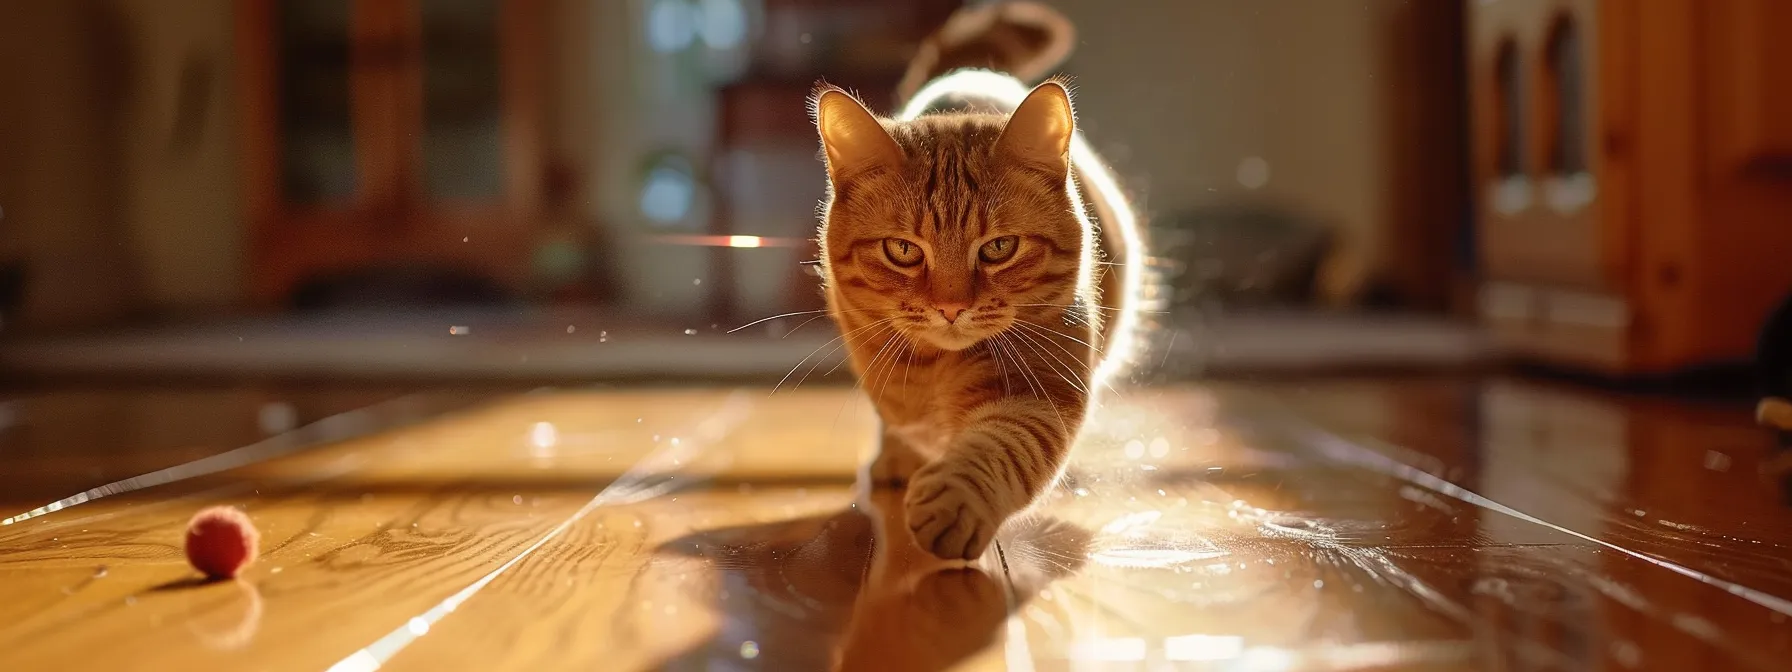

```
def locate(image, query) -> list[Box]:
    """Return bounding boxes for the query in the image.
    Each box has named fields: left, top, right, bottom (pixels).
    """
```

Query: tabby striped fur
left=812, top=77, right=1136, bottom=560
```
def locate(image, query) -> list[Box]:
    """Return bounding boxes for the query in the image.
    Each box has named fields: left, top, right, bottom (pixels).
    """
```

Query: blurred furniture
left=1153, top=207, right=1333, bottom=310
left=0, top=260, right=22, bottom=334
left=1379, top=0, right=1468, bottom=312
left=705, top=0, right=957, bottom=323
left=1470, top=1, right=1792, bottom=375
left=236, top=0, right=546, bottom=307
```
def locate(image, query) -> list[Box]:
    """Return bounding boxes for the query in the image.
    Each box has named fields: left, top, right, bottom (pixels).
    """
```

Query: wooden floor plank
left=1, top=379, right=1789, bottom=670
left=0, top=389, right=774, bottom=670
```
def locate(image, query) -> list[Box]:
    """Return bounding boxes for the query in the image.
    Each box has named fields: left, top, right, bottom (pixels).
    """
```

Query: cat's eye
left=883, top=238, right=924, bottom=266
left=978, top=236, right=1020, bottom=263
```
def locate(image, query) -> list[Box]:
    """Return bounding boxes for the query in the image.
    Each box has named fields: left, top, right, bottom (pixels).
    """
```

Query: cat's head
left=813, top=82, right=1083, bottom=352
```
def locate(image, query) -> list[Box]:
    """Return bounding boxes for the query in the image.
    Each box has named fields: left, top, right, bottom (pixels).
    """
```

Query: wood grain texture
left=1, top=381, right=1789, bottom=670
left=1471, top=1, right=1792, bottom=374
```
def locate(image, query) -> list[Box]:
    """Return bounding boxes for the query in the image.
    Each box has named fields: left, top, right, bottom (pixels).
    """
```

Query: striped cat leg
left=904, top=397, right=1076, bottom=559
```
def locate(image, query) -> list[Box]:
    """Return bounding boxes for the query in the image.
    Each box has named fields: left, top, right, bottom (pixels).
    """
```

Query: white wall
left=0, top=0, right=242, bottom=326
left=112, top=0, right=244, bottom=313
left=0, top=1, right=145, bottom=329
left=1047, top=0, right=1401, bottom=302
left=0, top=0, right=1434, bottom=326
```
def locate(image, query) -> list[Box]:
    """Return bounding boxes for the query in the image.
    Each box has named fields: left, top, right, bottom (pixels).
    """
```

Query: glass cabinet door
left=420, top=0, right=505, bottom=202
left=244, top=0, right=543, bottom=304
left=275, top=0, right=356, bottom=204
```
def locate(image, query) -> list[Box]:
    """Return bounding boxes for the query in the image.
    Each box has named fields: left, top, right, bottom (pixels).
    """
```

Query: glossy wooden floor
left=1, top=378, right=1789, bottom=670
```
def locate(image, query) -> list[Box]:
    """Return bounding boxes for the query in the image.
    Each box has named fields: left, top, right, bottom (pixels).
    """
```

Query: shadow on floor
left=649, top=487, right=1091, bottom=671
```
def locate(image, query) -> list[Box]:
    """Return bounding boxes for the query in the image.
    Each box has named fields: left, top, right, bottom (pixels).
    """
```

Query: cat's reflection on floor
left=651, top=487, right=1090, bottom=671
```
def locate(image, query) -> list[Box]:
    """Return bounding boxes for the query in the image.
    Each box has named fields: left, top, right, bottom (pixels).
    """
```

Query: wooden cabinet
left=236, top=0, right=544, bottom=306
left=1709, top=0, right=1792, bottom=171
left=1469, top=0, right=1792, bottom=375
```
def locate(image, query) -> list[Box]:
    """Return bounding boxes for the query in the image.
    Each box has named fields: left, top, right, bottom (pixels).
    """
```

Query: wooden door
left=237, top=0, right=544, bottom=306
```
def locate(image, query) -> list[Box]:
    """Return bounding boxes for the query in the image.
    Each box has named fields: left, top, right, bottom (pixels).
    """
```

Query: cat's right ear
left=994, top=81, right=1074, bottom=177
left=813, top=87, right=903, bottom=181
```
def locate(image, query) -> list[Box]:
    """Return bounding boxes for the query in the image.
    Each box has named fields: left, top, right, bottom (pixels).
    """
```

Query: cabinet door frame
left=236, top=0, right=545, bottom=306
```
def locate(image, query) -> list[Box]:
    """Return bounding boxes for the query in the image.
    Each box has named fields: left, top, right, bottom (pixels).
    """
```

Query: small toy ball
left=185, top=506, right=259, bottom=580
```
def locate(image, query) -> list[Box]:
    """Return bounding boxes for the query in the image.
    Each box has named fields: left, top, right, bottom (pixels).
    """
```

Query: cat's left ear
left=994, top=81, right=1074, bottom=177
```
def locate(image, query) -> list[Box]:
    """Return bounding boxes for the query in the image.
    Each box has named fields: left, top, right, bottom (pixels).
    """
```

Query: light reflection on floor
left=0, top=379, right=1788, bottom=670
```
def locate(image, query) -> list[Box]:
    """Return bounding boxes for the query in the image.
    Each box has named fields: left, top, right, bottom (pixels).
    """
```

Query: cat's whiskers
left=834, top=326, right=908, bottom=431
left=899, top=335, right=921, bottom=390
left=986, top=341, right=1012, bottom=396
left=1011, top=318, right=1105, bottom=355
left=1008, top=336, right=1041, bottom=385
left=1006, top=326, right=1088, bottom=388
left=992, top=335, right=1032, bottom=401
left=782, top=312, right=838, bottom=338
left=817, top=320, right=901, bottom=381
left=773, top=316, right=900, bottom=395
left=728, top=306, right=879, bottom=336
left=1003, top=327, right=1091, bottom=399
left=1011, top=302, right=1157, bottom=314
left=727, top=308, right=827, bottom=334
left=873, top=337, right=914, bottom=402
left=1008, top=301, right=1095, bottom=329
left=992, top=333, right=1067, bottom=435
left=852, top=325, right=906, bottom=386
left=1007, top=320, right=1123, bottom=398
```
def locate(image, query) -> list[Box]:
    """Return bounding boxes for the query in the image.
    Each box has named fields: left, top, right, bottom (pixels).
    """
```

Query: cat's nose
left=936, top=302, right=969, bottom=323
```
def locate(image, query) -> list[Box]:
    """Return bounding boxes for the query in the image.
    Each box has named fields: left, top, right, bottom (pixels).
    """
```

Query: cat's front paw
left=903, top=470, right=1001, bottom=560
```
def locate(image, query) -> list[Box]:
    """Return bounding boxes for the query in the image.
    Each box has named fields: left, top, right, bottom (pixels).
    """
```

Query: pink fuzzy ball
left=185, top=506, right=259, bottom=579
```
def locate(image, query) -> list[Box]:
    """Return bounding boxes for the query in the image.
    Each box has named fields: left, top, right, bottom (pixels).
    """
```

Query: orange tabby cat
left=810, top=18, right=1143, bottom=560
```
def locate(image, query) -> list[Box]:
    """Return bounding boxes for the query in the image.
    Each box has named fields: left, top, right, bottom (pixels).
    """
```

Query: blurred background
left=0, top=0, right=1484, bottom=383
left=8, top=5, right=1792, bottom=667
left=0, top=0, right=1788, bottom=387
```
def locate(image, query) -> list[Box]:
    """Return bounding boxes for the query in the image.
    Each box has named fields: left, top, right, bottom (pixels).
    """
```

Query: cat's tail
left=895, top=1, right=1076, bottom=104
